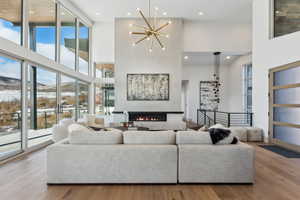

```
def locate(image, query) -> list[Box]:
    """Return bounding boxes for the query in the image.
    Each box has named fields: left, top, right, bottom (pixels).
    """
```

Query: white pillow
left=209, top=123, right=226, bottom=129
left=59, top=118, right=75, bottom=128
left=68, top=123, right=92, bottom=134
left=84, top=114, right=96, bottom=126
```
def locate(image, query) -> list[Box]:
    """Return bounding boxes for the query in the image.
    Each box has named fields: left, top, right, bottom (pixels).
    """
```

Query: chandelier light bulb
left=166, top=34, right=170, bottom=38
left=162, top=47, right=166, bottom=51
left=154, top=7, right=159, bottom=11
left=136, top=8, right=140, bottom=11
left=129, top=23, right=133, bottom=27
left=132, top=43, right=136, bottom=47
left=129, top=31, right=133, bottom=35
left=147, top=37, right=150, bottom=40
left=149, top=49, right=153, bottom=53
left=163, top=12, right=167, bottom=16
left=168, top=20, right=172, bottom=24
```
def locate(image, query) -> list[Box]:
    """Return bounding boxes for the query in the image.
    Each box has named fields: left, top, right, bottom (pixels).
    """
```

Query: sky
left=0, top=18, right=89, bottom=84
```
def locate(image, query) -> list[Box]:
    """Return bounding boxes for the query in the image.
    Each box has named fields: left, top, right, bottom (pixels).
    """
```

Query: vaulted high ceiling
left=69, top=0, right=252, bottom=23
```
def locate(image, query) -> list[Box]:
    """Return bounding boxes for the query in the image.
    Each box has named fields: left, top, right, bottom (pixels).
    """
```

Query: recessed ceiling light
left=226, top=56, right=231, bottom=59
left=163, top=12, right=167, bottom=16
left=129, top=23, right=133, bottom=27
left=95, top=12, right=100, bottom=16
left=127, top=12, right=132, bottom=16
left=198, top=11, right=204, bottom=16
left=184, top=56, right=189, bottom=60
left=168, top=20, right=172, bottom=24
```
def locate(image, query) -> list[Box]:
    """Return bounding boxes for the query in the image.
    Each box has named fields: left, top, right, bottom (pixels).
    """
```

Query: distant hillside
left=0, top=76, right=46, bottom=90
left=0, top=76, right=84, bottom=92
left=0, top=76, right=22, bottom=90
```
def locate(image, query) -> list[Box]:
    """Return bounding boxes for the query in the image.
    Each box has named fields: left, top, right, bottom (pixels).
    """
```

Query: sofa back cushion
left=69, top=130, right=123, bottom=145
left=176, top=131, right=212, bottom=144
left=123, top=131, right=176, bottom=144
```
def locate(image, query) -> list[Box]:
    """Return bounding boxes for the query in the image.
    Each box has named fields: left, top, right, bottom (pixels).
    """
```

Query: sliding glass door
left=28, top=66, right=57, bottom=147
left=269, top=62, right=300, bottom=152
left=0, top=55, right=22, bottom=159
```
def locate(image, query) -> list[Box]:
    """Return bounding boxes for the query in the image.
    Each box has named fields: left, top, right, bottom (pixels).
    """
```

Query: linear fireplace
left=129, top=112, right=167, bottom=122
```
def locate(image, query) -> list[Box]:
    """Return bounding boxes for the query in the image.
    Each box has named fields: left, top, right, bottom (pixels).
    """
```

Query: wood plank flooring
left=0, top=143, right=300, bottom=200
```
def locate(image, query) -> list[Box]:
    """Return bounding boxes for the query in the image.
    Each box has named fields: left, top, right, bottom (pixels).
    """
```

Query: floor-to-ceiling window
left=61, top=75, right=76, bottom=120
left=0, top=0, right=22, bottom=45
left=0, top=0, right=92, bottom=161
left=0, top=55, right=22, bottom=158
left=60, top=7, right=76, bottom=70
left=28, top=66, right=57, bottom=147
left=243, top=63, right=252, bottom=114
left=28, top=0, right=56, bottom=60
left=78, top=22, right=89, bottom=75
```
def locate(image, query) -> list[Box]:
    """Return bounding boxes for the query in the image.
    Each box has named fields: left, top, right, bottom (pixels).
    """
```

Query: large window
left=274, top=0, right=300, bottom=37
left=243, top=63, right=252, bottom=114
left=95, top=63, right=115, bottom=114
left=78, top=22, right=89, bottom=75
left=60, top=7, right=76, bottom=69
left=61, top=75, right=76, bottom=120
left=0, top=0, right=22, bottom=45
left=78, top=81, right=89, bottom=118
left=0, top=55, right=22, bottom=157
left=28, top=0, right=56, bottom=60
left=28, top=66, right=57, bottom=147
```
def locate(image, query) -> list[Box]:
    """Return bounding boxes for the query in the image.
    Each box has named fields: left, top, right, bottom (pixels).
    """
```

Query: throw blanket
left=209, top=128, right=238, bottom=144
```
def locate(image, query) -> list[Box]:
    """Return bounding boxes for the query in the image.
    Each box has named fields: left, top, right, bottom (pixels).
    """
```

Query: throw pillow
left=209, top=128, right=239, bottom=145
left=198, top=125, right=209, bottom=132
left=68, top=123, right=93, bottom=134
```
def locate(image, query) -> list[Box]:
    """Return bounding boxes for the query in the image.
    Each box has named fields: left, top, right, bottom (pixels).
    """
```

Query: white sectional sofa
left=47, top=129, right=255, bottom=184
left=176, top=131, right=255, bottom=183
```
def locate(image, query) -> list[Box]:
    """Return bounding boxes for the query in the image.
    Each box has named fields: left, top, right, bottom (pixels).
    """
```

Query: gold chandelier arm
left=132, top=32, right=147, bottom=35
left=154, top=22, right=170, bottom=32
left=132, top=24, right=148, bottom=30
left=153, top=34, right=164, bottom=48
left=139, top=10, right=153, bottom=31
left=135, top=35, right=149, bottom=45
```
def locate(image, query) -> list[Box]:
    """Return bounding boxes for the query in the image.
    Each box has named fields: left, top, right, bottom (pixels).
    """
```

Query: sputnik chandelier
left=129, top=0, right=171, bottom=52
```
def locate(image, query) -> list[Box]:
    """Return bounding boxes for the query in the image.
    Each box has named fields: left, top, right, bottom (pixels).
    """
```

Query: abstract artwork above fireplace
left=127, top=74, right=169, bottom=101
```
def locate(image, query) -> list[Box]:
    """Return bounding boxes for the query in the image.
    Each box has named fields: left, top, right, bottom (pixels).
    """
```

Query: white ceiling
left=182, top=52, right=243, bottom=66
left=70, top=0, right=252, bottom=23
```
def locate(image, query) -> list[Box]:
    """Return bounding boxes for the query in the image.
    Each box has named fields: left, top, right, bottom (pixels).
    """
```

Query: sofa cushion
left=123, top=131, right=176, bottom=144
left=69, top=130, right=123, bottom=145
left=247, top=127, right=263, bottom=142
left=59, top=118, right=75, bottom=127
left=176, top=131, right=212, bottom=144
left=68, top=123, right=91, bottom=134
left=229, top=127, right=248, bottom=142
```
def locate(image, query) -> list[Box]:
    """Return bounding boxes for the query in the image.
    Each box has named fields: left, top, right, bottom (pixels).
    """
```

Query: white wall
left=253, top=0, right=300, bottom=140
left=114, top=18, right=183, bottom=112
left=92, top=22, right=115, bottom=63
left=227, top=54, right=252, bottom=112
left=92, top=20, right=252, bottom=63
left=184, top=21, right=252, bottom=52
left=182, top=64, right=231, bottom=122
left=182, top=54, right=251, bottom=122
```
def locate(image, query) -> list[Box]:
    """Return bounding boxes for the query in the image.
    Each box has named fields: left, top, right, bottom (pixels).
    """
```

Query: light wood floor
left=1, top=143, right=300, bottom=200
